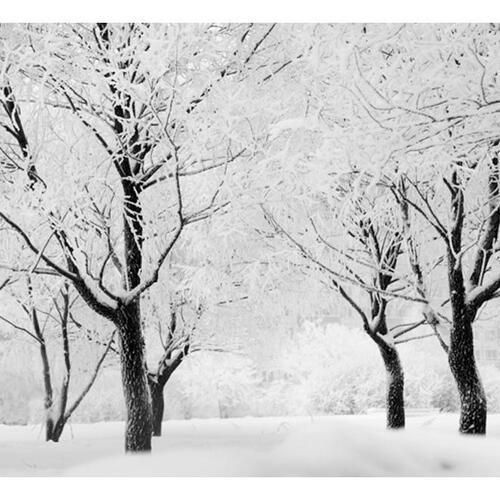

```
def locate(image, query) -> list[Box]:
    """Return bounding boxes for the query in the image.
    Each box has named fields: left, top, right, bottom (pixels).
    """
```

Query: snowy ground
left=2, top=413, right=500, bottom=476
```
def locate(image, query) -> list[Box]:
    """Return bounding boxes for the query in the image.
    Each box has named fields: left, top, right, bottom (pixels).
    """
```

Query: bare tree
left=146, top=296, right=203, bottom=437
left=0, top=278, right=115, bottom=441
left=343, top=24, right=500, bottom=434
left=390, top=144, right=500, bottom=434
left=262, top=183, right=430, bottom=429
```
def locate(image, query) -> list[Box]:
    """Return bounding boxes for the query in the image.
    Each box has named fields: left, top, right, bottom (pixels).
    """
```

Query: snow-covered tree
left=0, top=23, right=305, bottom=451
left=350, top=23, right=500, bottom=434
left=0, top=277, right=114, bottom=441
left=261, top=173, right=436, bottom=428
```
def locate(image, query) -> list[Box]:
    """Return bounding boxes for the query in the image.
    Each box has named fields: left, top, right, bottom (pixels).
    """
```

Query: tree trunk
left=148, top=377, right=166, bottom=437
left=446, top=230, right=487, bottom=435
left=448, top=319, right=487, bottom=434
left=117, top=303, right=152, bottom=452
left=33, top=308, right=55, bottom=442
left=39, top=343, right=56, bottom=441
left=45, top=416, right=54, bottom=441
left=377, top=342, right=405, bottom=429
left=46, top=415, right=66, bottom=443
left=148, top=351, right=185, bottom=437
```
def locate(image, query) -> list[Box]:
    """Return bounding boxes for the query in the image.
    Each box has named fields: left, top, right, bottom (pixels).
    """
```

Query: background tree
left=146, top=292, right=203, bottom=437
left=262, top=176, right=434, bottom=428
left=0, top=277, right=114, bottom=441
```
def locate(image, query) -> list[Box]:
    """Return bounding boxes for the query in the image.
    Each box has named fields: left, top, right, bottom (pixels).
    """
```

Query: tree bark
left=378, top=342, right=405, bottom=429
left=47, top=416, right=66, bottom=442
left=117, top=303, right=152, bottom=452
left=148, top=377, right=166, bottom=437
left=47, top=287, right=71, bottom=443
left=369, top=288, right=405, bottom=429
left=448, top=317, right=487, bottom=434
left=148, top=347, right=186, bottom=437
left=113, top=156, right=153, bottom=451
left=33, top=310, right=55, bottom=442
left=45, top=416, right=55, bottom=442
left=445, top=171, right=487, bottom=434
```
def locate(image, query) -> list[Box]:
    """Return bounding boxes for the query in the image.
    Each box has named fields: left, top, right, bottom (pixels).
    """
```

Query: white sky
left=2, top=1, right=500, bottom=23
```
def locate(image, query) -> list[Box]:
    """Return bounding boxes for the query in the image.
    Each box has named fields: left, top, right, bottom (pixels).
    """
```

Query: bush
left=5, top=321, right=500, bottom=424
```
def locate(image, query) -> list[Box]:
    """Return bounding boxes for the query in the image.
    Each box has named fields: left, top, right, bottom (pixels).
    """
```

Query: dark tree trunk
left=35, top=322, right=55, bottom=442
left=46, top=416, right=66, bottom=443
left=117, top=302, right=152, bottom=452
left=45, top=416, right=54, bottom=442
left=378, top=342, right=405, bottom=429
left=446, top=188, right=487, bottom=438
left=47, top=287, right=71, bottom=443
left=449, top=150, right=497, bottom=434
left=148, top=377, right=166, bottom=437
left=448, top=318, right=487, bottom=434
left=115, top=158, right=152, bottom=451
left=368, top=303, right=405, bottom=429
left=148, top=349, right=185, bottom=437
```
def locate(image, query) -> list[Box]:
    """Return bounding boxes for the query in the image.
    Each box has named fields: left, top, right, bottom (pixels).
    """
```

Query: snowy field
left=2, top=413, right=500, bottom=476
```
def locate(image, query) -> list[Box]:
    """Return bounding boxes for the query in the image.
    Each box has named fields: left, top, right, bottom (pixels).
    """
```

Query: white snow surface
left=2, top=414, right=500, bottom=476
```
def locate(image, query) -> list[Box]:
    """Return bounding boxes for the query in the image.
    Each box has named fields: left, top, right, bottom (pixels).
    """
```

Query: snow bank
left=3, top=414, right=500, bottom=476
